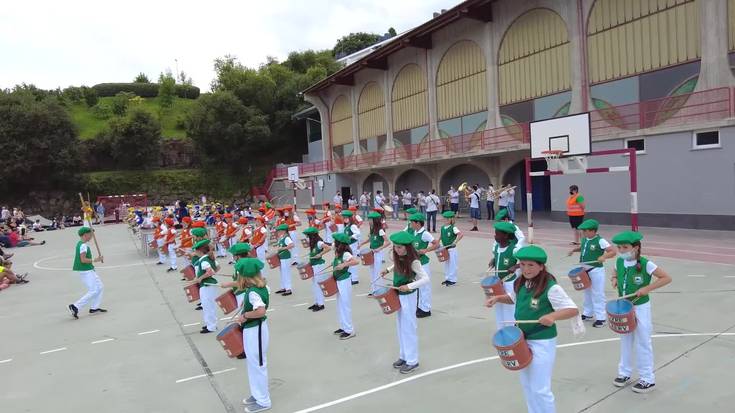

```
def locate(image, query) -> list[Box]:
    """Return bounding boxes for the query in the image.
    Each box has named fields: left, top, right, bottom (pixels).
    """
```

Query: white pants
left=618, top=302, right=655, bottom=383
left=216, top=237, right=227, bottom=257
left=199, top=285, right=219, bottom=331
left=336, top=224, right=344, bottom=233
left=443, top=247, right=458, bottom=282
left=324, top=226, right=333, bottom=243
left=417, top=263, right=432, bottom=312
left=176, top=248, right=191, bottom=271
left=256, top=244, right=267, bottom=262
left=369, top=250, right=384, bottom=292
left=156, top=239, right=166, bottom=263
left=243, top=321, right=271, bottom=408
left=167, top=244, right=177, bottom=269
left=279, top=258, right=293, bottom=291
left=74, top=270, right=104, bottom=310
left=289, top=230, right=300, bottom=261
left=583, top=267, right=606, bottom=321
left=311, top=263, right=326, bottom=306
left=236, top=292, right=245, bottom=309
left=228, top=236, right=238, bottom=261
left=396, top=291, right=419, bottom=365
left=520, top=338, right=557, bottom=413
left=494, top=280, right=517, bottom=329
left=349, top=243, right=359, bottom=282
left=336, top=278, right=353, bottom=333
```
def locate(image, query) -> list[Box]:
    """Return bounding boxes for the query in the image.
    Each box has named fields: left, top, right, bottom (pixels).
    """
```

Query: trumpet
left=457, top=182, right=473, bottom=197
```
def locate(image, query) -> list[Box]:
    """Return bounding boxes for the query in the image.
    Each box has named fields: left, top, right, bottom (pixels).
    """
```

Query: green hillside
left=69, top=96, right=196, bottom=139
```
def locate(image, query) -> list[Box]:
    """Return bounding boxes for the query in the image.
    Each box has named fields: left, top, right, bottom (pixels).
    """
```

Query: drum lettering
left=383, top=306, right=391, bottom=313
left=498, top=349, right=515, bottom=357
left=503, top=360, right=519, bottom=368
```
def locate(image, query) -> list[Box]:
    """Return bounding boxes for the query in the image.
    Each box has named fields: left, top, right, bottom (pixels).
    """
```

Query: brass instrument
left=457, top=182, right=473, bottom=198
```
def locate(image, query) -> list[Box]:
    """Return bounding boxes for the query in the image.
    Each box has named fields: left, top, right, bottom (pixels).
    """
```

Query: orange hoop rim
left=540, top=150, right=564, bottom=156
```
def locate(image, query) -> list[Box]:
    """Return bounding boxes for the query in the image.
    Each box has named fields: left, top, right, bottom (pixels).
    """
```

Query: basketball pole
left=628, top=147, right=639, bottom=231
left=524, top=157, right=534, bottom=244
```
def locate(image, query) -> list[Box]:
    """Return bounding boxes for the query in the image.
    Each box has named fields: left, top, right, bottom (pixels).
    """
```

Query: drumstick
left=609, top=293, right=638, bottom=301
left=373, top=283, right=400, bottom=291
left=79, top=193, right=104, bottom=263
left=501, top=320, right=540, bottom=324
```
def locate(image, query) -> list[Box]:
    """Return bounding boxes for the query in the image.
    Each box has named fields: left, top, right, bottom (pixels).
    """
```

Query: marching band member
left=382, top=231, right=429, bottom=374
left=232, top=258, right=272, bottom=413
left=341, top=210, right=361, bottom=285
left=409, top=213, right=439, bottom=318
left=225, top=214, right=240, bottom=264
left=359, top=212, right=388, bottom=294
left=439, top=211, right=463, bottom=286
left=163, top=218, right=178, bottom=272
left=404, top=208, right=418, bottom=235
left=348, top=206, right=363, bottom=228
left=331, top=233, right=359, bottom=340
left=238, top=217, right=252, bottom=244
left=373, top=207, right=388, bottom=230
left=251, top=217, right=269, bottom=265
left=152, top=216, right=166, bottom=265
left=485, top=245, right=578, bottom=413
left=214, top=214, right=227, bottom=258
left=495, top=208, right=526, bottom=247
left=68, top=227, right=106, bottom=319
left=190, top=239, right=219, bottom=333
left=273, top=224, right=294, bottom=296
left=284, top=206, right=301, bottom=261
left=321, top=203, right=334, bottom=243
left=303, top=226, right=330, bottom=311
left=220, top=243, right=254, bottom=308
left=178, top=217, right=194, bottom=261
left=334, top=204, right=345, bottom=232
left=304, top=208, right=318, bottom=228
left=188, top=226, right=208, bottom=311
left=610, top=231, right=671, bottom=393
left=488, top=221, right=521, bottom=328
left=567, top=219, right=615, bottom=328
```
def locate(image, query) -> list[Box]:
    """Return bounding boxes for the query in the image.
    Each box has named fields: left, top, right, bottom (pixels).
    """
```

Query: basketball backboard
left=287, top=166, right=299, bottom=182
left=530, top=112, right=591, bottom=158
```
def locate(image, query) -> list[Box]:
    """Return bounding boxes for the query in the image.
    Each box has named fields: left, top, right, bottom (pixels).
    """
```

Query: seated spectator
left=6, top=228, right=45, bottom=247
left=33, top=219, right=45, bottom=232
left=72, top=215, right=82, bottom=226
left=0, top=259, right=29, bottom=285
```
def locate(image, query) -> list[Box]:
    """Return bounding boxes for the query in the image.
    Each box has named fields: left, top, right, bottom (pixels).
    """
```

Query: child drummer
left=485, top=245, right=578, bottom=412
left=303, top=226, right=330, bottom=312
left=567, top=219, right=615, bottom=328
left=190, top=239, right=220, bottom=333
left=494, top=208, right=526, bottom=247
left=340, top=210, right=361, bottom=285
left=232, top=258, right=272, bottom=413
left=273, top=223, right=294, bottom=296
left=220, top=243, right=255, bottom=308
left=610, top=231, right=671, bottom=393
left=409, top=213, right=439, bottom=318
left=68, top=227, right=106, bottom=319
left=382, top=231, right=429, bottom=374
left=331, top=233, right=359, bottom=340
left=358, top=211, right=388, bottom=295
left=439, top=211, right=463, bottom=286
left=488, top=221, right=521, bottom=328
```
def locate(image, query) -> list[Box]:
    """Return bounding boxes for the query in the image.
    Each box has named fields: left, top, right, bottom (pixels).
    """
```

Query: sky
left=1, top=0, right=460, bottom=92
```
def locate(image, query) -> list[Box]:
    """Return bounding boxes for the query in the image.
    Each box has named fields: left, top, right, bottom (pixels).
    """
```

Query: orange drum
left=493, top=326, right=533, bottom=371
left=216, top=290, right=239, bottom=314
left=317, top=274, right=338, bottom=297
left=606, top=299, right=637, bottom=334
left=360, top=248, right=374, bottom=266
left=247, top=248, right=257, bottom=258
left=184, top=284, right=200, bottom=303
left=148, top=240, right=157, bottom=249
left=300, top=238, right=309, bottom=249
left=568, top=266, right=591, bottom=291
left=373, top=287, right=401, bottom=315
left=297, top=263, right=314, bottom=280
left=266, top=254, right=280, bottom=269
left=216, top=323, right=244, bottom=358
left=481, top=275, right=505, bottom=297
left=180, top=265, right=196, bottom=281
left=435, top=247, right=449, bottom=262
left=329, top=223, right=337, bottom=232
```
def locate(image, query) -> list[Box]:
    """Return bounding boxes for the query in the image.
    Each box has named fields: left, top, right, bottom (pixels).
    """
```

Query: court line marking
left=356, top=293, right=369, bottom=297
left=91, top=338, right=115, bottom=344
left=687, top=274, right=706, bottom=278
left=293, top=302, right=310, bottom=307
left=325, top=298, right=336, bottom=302
left=292, top=333, right=735, bottom=413
left=0, top=359, right=12, bottom=364
left=137, top=329, right=160, bottom=336
left=39, top=347, right=67, bottom=355
left=33, top=253, right=147, bottom=271
left=724, top=276, right=735, bottom=278
left=184, top=322, right=200, bottom=327
left=175, top=367, right=237, bottom=384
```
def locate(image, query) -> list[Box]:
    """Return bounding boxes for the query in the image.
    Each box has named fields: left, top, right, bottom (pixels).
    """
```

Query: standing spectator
left=417, top=191, right=427, bottom=214
left=497, top=185, right=510, bottom=216
left=447, top=186, right=460, bottom=216
left=374, top=190, right=385, bottom=209
left=95, top=202, right=105, bottom=225
left=486, top=183, right=495, bottom=220
left=505, top=185, right=516, bottom=221
left=567, top=185, right=586, bottom=245
left=425, top=189, right=441, bottom=232
left=401, top=189, right=413, bottom=211
left=348, top=194, right=357, bottom=208
left=333, top=192, right=343, bottom=209
left=1, top=206, right=10, bottom=222
left=390, top=192, right=400, bottom=219
left=468, top=185, right=481, bottom=231
left=359, top=192, right=369, bottom=216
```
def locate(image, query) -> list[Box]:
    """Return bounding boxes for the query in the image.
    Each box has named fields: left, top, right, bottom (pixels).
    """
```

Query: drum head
left=373, top=287, right=390, bottom=297
left=493, top=326, right=522, bottom=346
left=606, top=299, right=633, bottom=314
left=481, top=275, right=501, bottom=287
left=217, top=323, right=237, bottom=338
left=568, top=266, right=584, bottom=276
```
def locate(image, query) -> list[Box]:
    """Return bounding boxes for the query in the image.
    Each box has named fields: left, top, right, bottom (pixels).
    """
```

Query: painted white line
left=33, top=254, right=145, bottom=271
left=471, top=281, right=480, bottom=284
left=219, top=317, right=231, bottom=321
left=292, top=332, right=735, bottom=413
left=137, top=329, right=160, bottom=336
left=724, top=276, right=735, bottom=279
left=175, top=367, right=237, bottom=384
left=687, top=274, right=706, bottom=278
left=0, top=359, right=12, bottom=364
left=183, top=322, right=200, bottom=327
left=325, top=298, right=336, bottom=302
left=91, top=338, right=114, bottom=345
left=266, top=308, right=275, bottom=312
left=40, top=347, right=67, bottom=355
left=356, top=293, right=369, bottom=297
left=292, top=302, right=310, bottom=307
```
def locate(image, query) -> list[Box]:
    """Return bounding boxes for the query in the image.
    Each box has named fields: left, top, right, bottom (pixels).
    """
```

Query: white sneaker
left=242, top=396, right=256, bottom=405
left=245, top=403, right=271, bottom=413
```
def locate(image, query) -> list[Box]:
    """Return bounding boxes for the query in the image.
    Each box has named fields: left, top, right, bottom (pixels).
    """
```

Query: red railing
left=272, top=160, right=332, bottom=179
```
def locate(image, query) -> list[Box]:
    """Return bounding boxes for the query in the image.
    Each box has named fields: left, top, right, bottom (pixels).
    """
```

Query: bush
left=62, top=86, right=84, bottom=104
left=92, top=83, right=200, bottom=99
left=98, top=107, right=161, bottom=169
left=110, top=92, right=135, bottom=116
left=90, top=102, right=112, bottom=119
left=82, top=86, right=98, bottom=107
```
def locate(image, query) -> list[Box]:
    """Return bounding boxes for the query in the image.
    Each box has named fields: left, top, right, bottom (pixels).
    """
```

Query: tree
left=81, top=86, right=98, bottom=107
left=0, top=92, right=80, bottom=193
left=110, top=91, right=134, bottom=116
left=134, top=72, right=150, bottom=83
left=99, top=108, right=161, bottom=169
left=332, top=32, right=381, bottom=57
left=158, top=71, right=176, bottom=109
left=62, top=86, right=84, bottom=104
left=388, top=27, right=397, bottom=37
left=178, top=70, right=193, bottom=86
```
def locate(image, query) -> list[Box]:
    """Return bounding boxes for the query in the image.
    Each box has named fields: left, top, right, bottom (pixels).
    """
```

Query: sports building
left=270, top=0, right=735, bottom=230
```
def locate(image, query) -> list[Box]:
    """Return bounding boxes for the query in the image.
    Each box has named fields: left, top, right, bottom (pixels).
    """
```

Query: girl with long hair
left=358, top=212, right=388, bottom=295
left=303, top=227, right=331, bottom=312
left=330, top=233, right=359, bottom=340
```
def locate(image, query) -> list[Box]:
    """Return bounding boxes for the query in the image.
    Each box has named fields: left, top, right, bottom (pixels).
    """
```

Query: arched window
left=331, top=95, right=353, bottom=158
left=357, top=82, right=386, bottom=153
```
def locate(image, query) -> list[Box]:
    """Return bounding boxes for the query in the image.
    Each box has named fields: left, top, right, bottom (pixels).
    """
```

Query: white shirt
left=348, top=198, right=357, bottom=207
left=402, top=192, right=412, bottom=205
left=418, top=194, right=426, bottom=207
left=348, top=224, right=360, bottom=242
left=248, top=290, right=267, bottom=309
left=342, top=251, right=354, bottom=262
left=374, top=194, right=384, bottom=208
left=623, top=258, right=658, bottom=274
left=498, top=191, right=510, bottom=207
left=79, top=242, right=89, bottom=255
left=426, top=194, right=440, bottom=212
left=333, top=195, right=342, bottom=205
left=508, top=282, right=578, bottom=310
left=199, top=258, right=213, bottom=272
left=416, top=228, right=434, bottom=243
left=406, top=260, right=430, bottom=290
left=506, top=188, right=515, bottom=203
left=1, top=209, right=9, bottom=219
left=32, top=222, right=42, bottom=230
left=448, top=190, right=459, bottom=203
left=391, top=194, right=399, bottom=204
left=282, top=236, right=293, bottom=246
left=469, top=191, right=481, bottom=208
left=359, top=194, right=368, bottom=206
left=487, top=186, right=495, bottom=201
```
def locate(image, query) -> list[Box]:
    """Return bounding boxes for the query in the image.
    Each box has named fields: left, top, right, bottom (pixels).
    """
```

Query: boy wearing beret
left=439, top=211, right=463, bottom=286
left=68, top=227, right=106, bottom=319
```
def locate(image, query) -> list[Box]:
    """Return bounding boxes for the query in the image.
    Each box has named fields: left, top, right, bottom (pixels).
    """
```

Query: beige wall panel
left=331, top=95, right=353, bottom=146
left=358, top=82, right=386, bottom=139
left=436, top=40, right=487, bottom=120
left=730, top=0, right=735, bottom=50
left=392, top=64, right=428, bottom=132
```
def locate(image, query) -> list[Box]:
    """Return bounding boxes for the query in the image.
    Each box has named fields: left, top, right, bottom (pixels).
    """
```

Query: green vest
left=616, top=257, right=652, bottom=305
left=333, top=254, right=350, bottom=281
left=344, top=224, right=356, bottom=243
left=72, top=241, right=94, bottom=271
left=493, top=241, right=517, bottom=282
left=369, top=232, right=384, bottom=249
left=241, top=286, right=269, bottom=329
left=514, top=279, right=558, bottom=340
left=196, top=255, right=218, bottom=286
left=413, top=229, right=430, bottom=265
left=440, top=225, right=457, bottom=247
left=393, top=266, right=415, bottom=295
left=404, top=225, right=414, bottom=236
left=580, top=235, right=604, bottom=268
left=277, top=236, right=291, bottom=259
left=309, top=242, right=325, bottom=265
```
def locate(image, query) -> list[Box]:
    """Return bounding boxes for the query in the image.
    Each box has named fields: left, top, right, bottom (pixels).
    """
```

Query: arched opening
left=395, top=169, right=432, bottom=195
left=362, top=173, right=389, bottom=198
left=502, top=160, right=550, bottom=213
left=439, top=164, right=490, bottom=197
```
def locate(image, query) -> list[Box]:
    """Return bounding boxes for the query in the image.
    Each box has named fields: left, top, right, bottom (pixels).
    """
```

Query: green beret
left=578, top=219, right=599, bottom=231
left=191, top=227, right=207, bottom=238
left=514, top=245, right=548, bottom=264
left=406, top=208, right=418, bottom=214
left=409, top=213, right=425, bottom=222
left=367, top=211, right=381, bottom=219
left=265, top=202, right=272, bottom=208
left=235, top=257, right=264, bottom=278
left=495, top=209, right=508, bottom=221
left=229, top=242, right=252, bottom=256
left=332, top=233, right=351, bottom=244
left=442, top=211, right=455, bottom=218
left=303, top=226, right=318, bottom=235
left=78, top=227, right=92, bottom=236
left=611, top=230, right=643, bottom=245
left=493, top=221, right=516, bottom=234
left=275, top=223, right=289, bottom=231
left=193, top=239, right=210, bottom=250
left=340, top=210, right=353, bottom=217
left=389, top=231, right=414, bottom=246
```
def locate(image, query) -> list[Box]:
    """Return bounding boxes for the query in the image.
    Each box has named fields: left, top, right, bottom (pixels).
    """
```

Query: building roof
left=292, top=105, right=319, bottom=120
left=303, top=0, right=495, bottom=95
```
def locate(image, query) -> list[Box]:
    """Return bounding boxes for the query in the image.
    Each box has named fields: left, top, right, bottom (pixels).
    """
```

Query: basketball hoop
left=541, top=150, right=564, bottom=172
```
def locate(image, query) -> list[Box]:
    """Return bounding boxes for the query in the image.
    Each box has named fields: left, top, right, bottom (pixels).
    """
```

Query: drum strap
left=257, top=320, right=263, bottom=366
left=521, top=324, right=548, bottom=340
